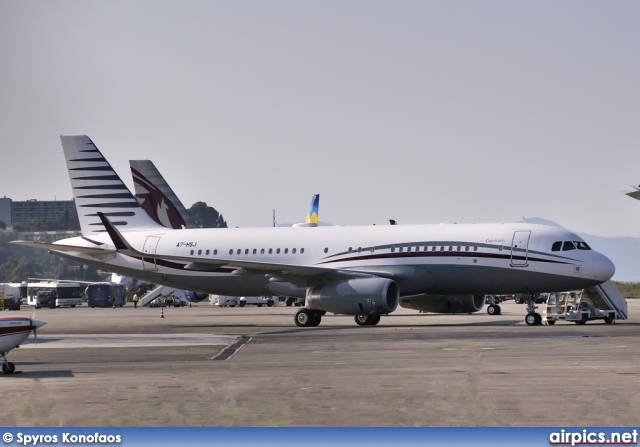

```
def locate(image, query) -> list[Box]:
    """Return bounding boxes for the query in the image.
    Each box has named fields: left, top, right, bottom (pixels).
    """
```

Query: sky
left=1, top=1, right=640, bottom=236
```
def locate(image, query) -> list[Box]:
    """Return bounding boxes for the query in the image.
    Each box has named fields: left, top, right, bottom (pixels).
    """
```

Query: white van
left=239, top=297, right=275, bottom=307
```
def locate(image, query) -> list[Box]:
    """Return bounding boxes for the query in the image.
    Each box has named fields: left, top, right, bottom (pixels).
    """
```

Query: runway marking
left=211, top=336, right=251, bottom=361
left=19, top=333, right=238, bottom=349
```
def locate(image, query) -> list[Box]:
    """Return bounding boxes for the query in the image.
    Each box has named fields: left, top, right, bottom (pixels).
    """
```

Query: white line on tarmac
left=19, top=333, right=238, bottom=349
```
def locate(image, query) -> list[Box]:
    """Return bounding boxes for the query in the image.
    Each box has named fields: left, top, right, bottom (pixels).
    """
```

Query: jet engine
left=184, top=291, right=210, bottom=303
left=306, top=277, right=399, bottom=315
left=400, top=294, right=485, bottom=314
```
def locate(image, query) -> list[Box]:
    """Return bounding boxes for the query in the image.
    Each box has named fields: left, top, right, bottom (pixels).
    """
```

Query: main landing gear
left=1, top=353, right=16, bottom=375
left=294, top=309, right=382, bottom=327
left=294, top=309, right=324, bottom=327
left=486, top=304, right=501, bottom=315
left=354, top=314, right=381, bottom=326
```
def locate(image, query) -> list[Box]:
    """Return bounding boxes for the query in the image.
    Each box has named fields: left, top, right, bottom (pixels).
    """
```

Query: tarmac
left=2, top=300, right=640, bottom=427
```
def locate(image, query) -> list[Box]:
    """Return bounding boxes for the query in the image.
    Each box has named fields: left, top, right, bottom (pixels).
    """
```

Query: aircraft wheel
left=2, top=362, right=16, bottom=374
left=604, top=316, right=614, bottom=324
left=310, top=312, right=322, bottom=327
left=525, top=313, right=538, bottom=326
left=239, top=301, right=246, bottom=307
left=547, top=319, right=556, bottom=325
left=354, top=314, right=380, bottom=326
left=487, top=304, right=501, bottom=315
left=295, top=309, right=313, bottom=327
left=267, top=300, right=274, bottom=307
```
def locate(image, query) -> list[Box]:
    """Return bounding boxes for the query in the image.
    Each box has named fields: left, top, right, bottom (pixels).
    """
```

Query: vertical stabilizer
left=60, top=135, right=163, bottom=235
left=130, top=160, right=198, bottom=229
left=293, top=194, right=320, bottom=227
left=305, top=194, right=320, bottom=225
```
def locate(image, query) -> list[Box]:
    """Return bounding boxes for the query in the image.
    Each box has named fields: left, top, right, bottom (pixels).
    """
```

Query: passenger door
left=143, top=236, right=160, bottom=270
left=511, top=231, right=530, bottom=267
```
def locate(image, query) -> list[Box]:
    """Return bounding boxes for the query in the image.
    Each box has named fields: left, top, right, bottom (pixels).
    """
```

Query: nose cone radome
left=596, top=252, right=616, bottom=282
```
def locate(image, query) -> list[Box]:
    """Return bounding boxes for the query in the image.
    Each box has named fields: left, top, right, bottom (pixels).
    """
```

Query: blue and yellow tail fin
left=305, top=194, right=319, bottom=225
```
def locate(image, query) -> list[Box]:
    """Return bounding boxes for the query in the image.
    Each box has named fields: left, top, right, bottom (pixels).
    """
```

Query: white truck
left=213, top=296, right=276, bottom=307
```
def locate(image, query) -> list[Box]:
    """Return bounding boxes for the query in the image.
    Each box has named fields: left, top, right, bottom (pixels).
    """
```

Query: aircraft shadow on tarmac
left=2, top=368, right=74, bottom=379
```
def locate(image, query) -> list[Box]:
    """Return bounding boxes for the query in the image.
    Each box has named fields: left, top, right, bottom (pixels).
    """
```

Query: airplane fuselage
left=54, top=222, right=614, bottom=298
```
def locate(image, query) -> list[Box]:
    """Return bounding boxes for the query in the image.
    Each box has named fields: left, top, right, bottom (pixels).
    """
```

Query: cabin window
left=206, top=249, right=210, bottom=255
left=261, top=249, right=265, bottom=254
left=432, top=246, right=436, bottom=252
left=562, top=241, right=576, bottom=251
left=552, top=241, right=562, bottom=251
left=229, top=249, right=233, bottom=255
left=449, top=246, right=453, bottom=251
left=324, top=247, right=328, bottom=253
left=284, top=248, right=288, bottom=254
left=214, top=249, right=218, bottom=255
left=190, top=250, right=194, bottom=255
left=301, top=248, right=305, bottom=254
left=457, top=246, right=461, bottom=252
left=253, top=249, right=257, bottom=254
left=269, top=248, right=273, bottom=254
left=465, top=246, right=469, bottom=252
left=357, top=247, right=362, bottom=253
left=575, top=241, right=591, bottom=250
left=399, top=247, right=403, bottom=253
left=473, top=246, right=478, bottom=251
left=292, top=248, right=297, bottom=254
left=198, top=250, right=202, bottom=255
left=276, top=248, right=281, bottom=254
left=391, top=247, right=395, bottom=253
left=237, top=249, right=241, bottom=255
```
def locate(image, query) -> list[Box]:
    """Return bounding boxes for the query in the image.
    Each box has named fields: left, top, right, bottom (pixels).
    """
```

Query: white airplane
left=0, top=316, right=46, bottom=374
left=12, top=135, right=616, bottom=327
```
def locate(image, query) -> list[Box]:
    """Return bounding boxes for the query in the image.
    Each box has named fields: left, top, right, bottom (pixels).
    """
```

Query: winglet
left=97, top=212, right=137, bottom=253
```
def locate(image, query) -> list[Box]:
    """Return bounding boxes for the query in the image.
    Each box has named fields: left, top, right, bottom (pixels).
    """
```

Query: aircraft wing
left=10, top=240, right=117, bottom=255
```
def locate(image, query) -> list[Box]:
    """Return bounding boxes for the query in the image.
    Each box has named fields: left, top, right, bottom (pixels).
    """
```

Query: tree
left=188, top=202, right=227, bottom=228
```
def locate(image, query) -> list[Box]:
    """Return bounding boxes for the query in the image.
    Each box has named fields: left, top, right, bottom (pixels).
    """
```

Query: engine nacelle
left=306, top=278, right=399, bottom=315
left=184, top=291, right=210, bottom=303
left=400, top=294, right=485, bottom=314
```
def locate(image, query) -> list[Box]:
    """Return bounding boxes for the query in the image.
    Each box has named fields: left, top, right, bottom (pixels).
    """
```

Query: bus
left=19, top=282, right=83, bottom=308
left=85, top=283, right=127, bottom=308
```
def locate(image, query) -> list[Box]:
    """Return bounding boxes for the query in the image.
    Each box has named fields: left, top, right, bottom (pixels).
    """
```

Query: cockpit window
left=562, top=241, right=576, bottom=251
left=574, top=241, right=591, bottom=250
left=552, top=241, right=562, bottom=252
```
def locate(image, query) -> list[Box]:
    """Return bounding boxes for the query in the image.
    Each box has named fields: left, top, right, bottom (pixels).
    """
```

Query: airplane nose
left=31, top=319, right=47, bottom=329
left=596, top=252, right=616, bottom=281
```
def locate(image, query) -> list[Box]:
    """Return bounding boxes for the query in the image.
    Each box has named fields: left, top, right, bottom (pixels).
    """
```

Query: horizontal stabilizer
left=10, top=240, right=116, bottom=255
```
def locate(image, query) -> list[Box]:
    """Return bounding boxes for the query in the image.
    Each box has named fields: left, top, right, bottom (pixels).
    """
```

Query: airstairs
left=580, top=280, right=628, bottom=320
left=140, top=285, right=175, bottom=307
